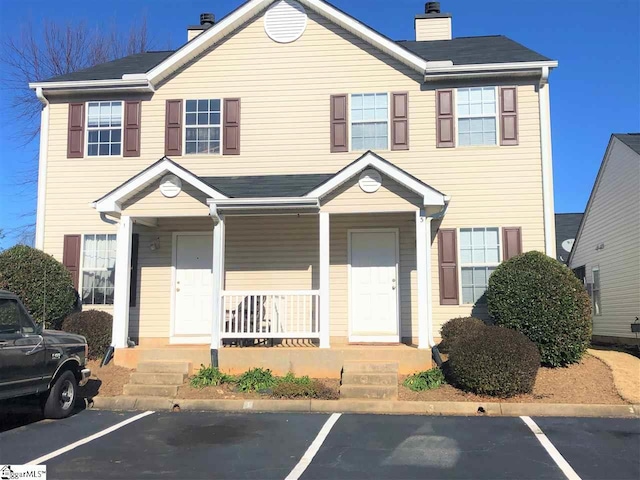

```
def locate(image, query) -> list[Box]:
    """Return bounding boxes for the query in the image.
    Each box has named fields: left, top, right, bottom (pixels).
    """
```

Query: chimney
left=187, top=13, right=215, bottom=42
left=415, top=2, right=452, bottom=41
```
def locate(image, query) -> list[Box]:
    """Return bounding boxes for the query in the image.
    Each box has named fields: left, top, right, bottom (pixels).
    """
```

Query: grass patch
left=403, top=368, right=446, bottom=392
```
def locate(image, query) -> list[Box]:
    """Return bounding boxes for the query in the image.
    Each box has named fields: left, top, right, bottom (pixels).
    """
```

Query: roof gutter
left=207, top=197, right=320, bottom=210
left=423, top=60, right=558, bottom=82
left=28, top=78, right=154, bottom=95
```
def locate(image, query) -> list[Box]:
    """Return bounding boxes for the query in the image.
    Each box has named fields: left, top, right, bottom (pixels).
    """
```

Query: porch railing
left=220, top=290, right=320, bottom=339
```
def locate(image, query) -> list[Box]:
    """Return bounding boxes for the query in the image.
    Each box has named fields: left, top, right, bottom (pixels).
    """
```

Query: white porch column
left=211, top=215, right=226, bottom=353
left=319, top=212, right=330, bottom=349
left=112, top=215, right=133, bottom=349
left=416, top=210, right=432, bottom=349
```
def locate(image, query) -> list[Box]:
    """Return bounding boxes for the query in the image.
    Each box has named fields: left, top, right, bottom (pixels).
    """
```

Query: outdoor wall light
left=149, top=238, right=160, bottom=251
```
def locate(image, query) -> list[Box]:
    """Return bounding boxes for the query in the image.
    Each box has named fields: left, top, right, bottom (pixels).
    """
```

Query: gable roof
left=567, top=133, right=640, bottom=265
left=93, top=157, right=228, bottom=213
left=33, top=0, right=556, bottom=87
left=398, top=36, right=551, bottom=65
left=613, top=133, right=640, bottom=155
left=306, top=151, right=447, bottom=206
left=554, top=213, right=583, bottom=264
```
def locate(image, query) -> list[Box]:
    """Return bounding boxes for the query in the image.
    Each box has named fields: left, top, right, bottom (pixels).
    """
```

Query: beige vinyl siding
left=321, top=175, right=422, bottom=213
left=415, top=18, right=452, bottom=42
left=41, top=7, right=546, bottom=340
left=122, top=180, right=210, bottom=217
left=569, top=138, right=640, bottom=339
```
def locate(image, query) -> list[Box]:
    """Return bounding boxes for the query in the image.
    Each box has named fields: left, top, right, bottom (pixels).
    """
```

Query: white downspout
left=539, top=67, right=556, bottom=258
left=35, top=87, right=49, bottom=250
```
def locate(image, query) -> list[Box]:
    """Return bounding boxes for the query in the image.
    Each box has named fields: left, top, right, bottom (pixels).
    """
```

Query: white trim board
left=347, top=228, right=401, bottom=343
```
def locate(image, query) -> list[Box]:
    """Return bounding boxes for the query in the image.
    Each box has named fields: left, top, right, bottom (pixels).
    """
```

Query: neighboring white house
left=569, top=133, right=640, bottom=344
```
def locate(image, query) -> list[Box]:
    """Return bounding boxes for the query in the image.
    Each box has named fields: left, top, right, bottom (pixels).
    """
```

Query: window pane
left=198, top=99, right=208, bottom=111
left=111, top=129, right=121, bottom=143
left=82, top=286, right=93, bottom=305
left=460, top=247, right=472, bottom=264
left=352, top=108, right=363, bottom=122
left=458, top=104, right=470, bottom=116
left=483, top=87, right=495, bottom=102
left=99, top=144, right=110, bottom=156
left=210, top=127, right=220, bottom=141
left=99, top=130, right=110, bottom=142
left=363, top=94, right=375, bottom=109
left=186, top=128, right=197, bottom=141
left=472, top=229, right=486, bottom=247
left=462, top=287, right=474, bottom=305
left=105, top=288, right=115, bottom=305
left=458, top=133, right=470, bottom=146
left=470, top=102, right=482, bottom=116
left=88, top=131, right=99, bottom=143
left=197, top=113, right=208, bottom=125
left=93, top=288, right=105, bottom=305
left=458, top=89, right=469, bottom=103
left=88, top=144, right=98, bottom=156
left=461, top=268, right=473, bottom=286
left=483, top=101, right=496, bottom=115
left=483, top=132, right=496, bottom=145
left=352, top=137, right=364, bottom=151
left=185, top=100, right=197, bottom=112
left=210, top=99, right=220, bottom=111
left=351, top=94, right=362, bottom=109
left=375, top=135, right=388, bottom=150
left=111, top=144, right=121, bottom=156
left=186, top=142, right=197, bottom=154
left=473, top=267, right=487, bottom=287
left=209, top=141, right=220, bottom=153
left=469, top=88, right=482, bottom=103
left=459, top=229, right=472, bottom=248
left=352, top=123, right=363, bottom=138
left=486, top=246, right=500, bottom=263
left=198, top=141, right=209, bottom=153
left=210, top=113, right=220, bottom=125
left=197, top=128, right=209, bottom=141
left=472, top=247, right=486, bottom=263
left=186, top=113, right=196, bottom=125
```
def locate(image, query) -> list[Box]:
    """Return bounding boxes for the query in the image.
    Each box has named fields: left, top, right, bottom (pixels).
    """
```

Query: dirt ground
left=177, top=378, right=341, bottom=400
left=78, top=359, right=132, bottom=398
left=399, top=354, right=626, bottom=404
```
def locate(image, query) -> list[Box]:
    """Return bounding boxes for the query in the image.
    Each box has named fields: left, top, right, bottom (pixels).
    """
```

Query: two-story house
left=29, top=0, right=557, bottom=378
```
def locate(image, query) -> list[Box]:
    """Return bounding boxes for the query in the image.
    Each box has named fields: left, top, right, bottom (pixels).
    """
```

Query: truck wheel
left=43, top=370, right=77, bottom=419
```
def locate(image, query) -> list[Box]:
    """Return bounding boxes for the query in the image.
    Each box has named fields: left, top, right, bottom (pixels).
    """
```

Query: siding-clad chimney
left=188, top=13, right=215, bottom=41
left=415, top=2, right=452, bottom=41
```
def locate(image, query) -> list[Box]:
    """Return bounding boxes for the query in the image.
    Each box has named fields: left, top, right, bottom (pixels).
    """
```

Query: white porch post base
left=211, top=215, right=225, bottom=352
left=319, top=212, right=330, bottom=349
left=416, top=210, right=431, bottom=349
left=112, top=216, right=133, bottom=349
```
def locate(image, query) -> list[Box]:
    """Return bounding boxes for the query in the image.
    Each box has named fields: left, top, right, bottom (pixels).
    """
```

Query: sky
left=0, top=0, right=638, bottom=249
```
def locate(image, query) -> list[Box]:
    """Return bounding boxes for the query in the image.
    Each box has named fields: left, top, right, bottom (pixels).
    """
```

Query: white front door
left=349, top=230, right=399, bottom=342
left=173, top=233, right=213, bottom=338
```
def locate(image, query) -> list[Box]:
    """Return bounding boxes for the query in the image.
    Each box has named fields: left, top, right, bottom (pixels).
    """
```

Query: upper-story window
left=459, top=227, right=501, bottom=304
left=185, top=99, right=221, bottom=154
left=87, top=101, right=122, bottom=156
left=456, top=87, right=497, bottom=146
left=351, top=93, right=388, bottom=151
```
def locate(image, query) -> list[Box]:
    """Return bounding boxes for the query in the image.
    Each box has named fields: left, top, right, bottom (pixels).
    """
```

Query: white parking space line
left=27, top=411, right=155, bottom=465
left=520, top=416, right=582, bottom=480
left=285, top=413, right=342, bottom=480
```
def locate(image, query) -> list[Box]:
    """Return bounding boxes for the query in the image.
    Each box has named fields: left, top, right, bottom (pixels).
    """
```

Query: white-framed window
left=592, top=266, right=601, bottom=316
left=459, top=227, right=501, bottom=304
left=351, top=93, right=389, bottom=151
left=81, top=234, right=117, bottom=305
left=185, top=99, right=221, bottom=154
left=456, top=87, right=497, bottom=146
left=87, top=101, right=123, bottom=156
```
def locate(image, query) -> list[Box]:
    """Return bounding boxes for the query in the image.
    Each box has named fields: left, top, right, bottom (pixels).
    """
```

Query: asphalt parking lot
left=0, top=408, right=638, bottom=480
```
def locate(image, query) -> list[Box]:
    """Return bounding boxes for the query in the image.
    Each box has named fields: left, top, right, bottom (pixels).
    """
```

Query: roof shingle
left=613, top=133, right=640, bottom=155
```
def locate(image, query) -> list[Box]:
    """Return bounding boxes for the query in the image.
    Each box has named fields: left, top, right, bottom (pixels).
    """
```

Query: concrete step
left=342, top=362, right=399, bottom=374
left=123, top=384, right=179, bottom=397
left=129, top=372, right=187, bottom=385
left=137, top=361, right=191, bottom=375
left=341, top=372, right=398, bottom=386
left=340, top=384, right=398, bottom=400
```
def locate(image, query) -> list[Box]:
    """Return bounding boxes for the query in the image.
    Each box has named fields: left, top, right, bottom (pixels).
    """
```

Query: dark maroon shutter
left=165, top=100, right=182, bottom=156
left=223, top=98, right=241, bottom=155
left=123, top=101, right=141, bottom=157
left=391, top=92, right=409, bottom=151
left=499, top=87, right=518, bottom=146
left=502, top=227, right=523, bottom=260
left=63, top=235, right=81, bottom=290
left=436, top=89, right=455, bottom=148
left=129, top=233, right=139, bottom=307
left=330, top=94, right=348, bottom=153
left=67, top=103, right=85, bottom=158
left=438, top=229, right=459, bottom=305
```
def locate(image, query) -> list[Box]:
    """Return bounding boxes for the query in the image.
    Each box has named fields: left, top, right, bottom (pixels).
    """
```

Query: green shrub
left=486, top=251, right=592, bottom=367
left=0, top=245, right=77, bottom=329
left=279, top=372, right=312, bottom=386
left=272, top=380, right=338, bottom=399
left=62, top=310, right=112, bottom=359
left=438, top=317, right=486, bottom=353
left=236, top=368, right=278, bottom=392
left=190, top=365, right=235, bottom=388
left=447, top=325, right=540, bottom=397
left=403, top=368, right=446, bottom=391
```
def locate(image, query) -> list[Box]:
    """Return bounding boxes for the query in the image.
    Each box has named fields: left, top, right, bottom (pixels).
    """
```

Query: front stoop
left=340, top=362, right=399, bottom=400
left=122, top=361, right=190, bottom=397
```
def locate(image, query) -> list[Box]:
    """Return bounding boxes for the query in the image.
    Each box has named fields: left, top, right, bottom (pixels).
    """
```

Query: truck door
left=0, top=298, right=47, bottom=399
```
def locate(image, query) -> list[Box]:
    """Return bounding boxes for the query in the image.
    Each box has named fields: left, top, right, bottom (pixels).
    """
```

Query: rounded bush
left=0, top=245, right=77, bottom=329
left=438, top=317, right=486, bottom=353
left=62, top=310, right=113, bottom=360
left=448, top=325, right=540, bottom=397
left=486, top=251, right=592, bottom=367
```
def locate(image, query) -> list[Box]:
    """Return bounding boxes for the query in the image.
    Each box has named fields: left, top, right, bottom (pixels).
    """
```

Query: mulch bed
left=176, top=378, right=341, bottom=400
left=78, top=359, right=132, bottom=398
left=399, top=354, right=626, bottom=404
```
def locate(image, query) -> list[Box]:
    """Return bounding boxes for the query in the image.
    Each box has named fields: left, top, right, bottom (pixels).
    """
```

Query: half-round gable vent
left=264, top=0, right=307, bottom=44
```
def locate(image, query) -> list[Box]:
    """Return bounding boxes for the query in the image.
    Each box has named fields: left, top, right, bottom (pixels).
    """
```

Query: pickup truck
left=0, top=289, right=90, bottom=418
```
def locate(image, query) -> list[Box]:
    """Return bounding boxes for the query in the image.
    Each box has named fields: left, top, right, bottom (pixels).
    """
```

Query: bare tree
left=0, top=16, right=152, bottom=244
